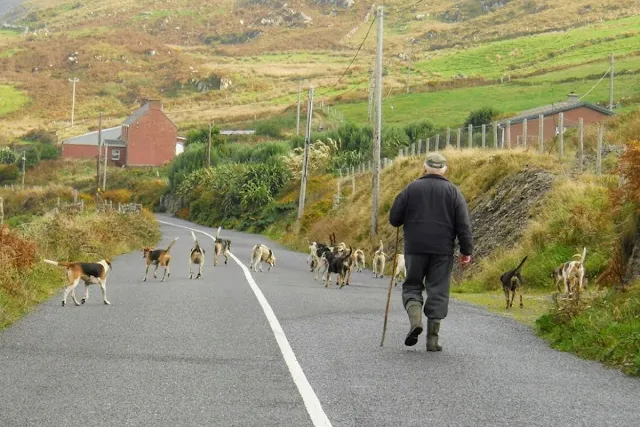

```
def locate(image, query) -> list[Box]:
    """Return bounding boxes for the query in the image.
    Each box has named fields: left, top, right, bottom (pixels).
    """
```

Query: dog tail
left=166, top=237, right=179, bottom=253
left=191, top=230, right=199, bottom=244
left=580, top=247, right=587, bottom=265
left=515, top=256, right=528, bottom=273
left=43, top=259, right=72, bottom=268
left=216, top=226, right=222, bottom=239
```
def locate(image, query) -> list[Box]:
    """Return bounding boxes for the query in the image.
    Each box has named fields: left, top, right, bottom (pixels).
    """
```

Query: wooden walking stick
left=380, top=226, right=401, bottom=347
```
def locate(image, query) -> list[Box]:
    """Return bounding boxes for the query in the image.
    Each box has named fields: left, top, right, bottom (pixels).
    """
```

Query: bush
left=464, top=107, right=501, bottom=127
left=404, top=120, right=435, bottom=143
left=22, top=128, right=57, bottom=145
left=382, top=126, right=410, bottom=158
left=0, top=164, right=20, bottom=184
left=0, top=147, right=18, bottom=165
left=102, top=189, right=133, bottom=203
left=255, top=120, right=284, bottom=139
left=38, top=143, right=60, bottom=161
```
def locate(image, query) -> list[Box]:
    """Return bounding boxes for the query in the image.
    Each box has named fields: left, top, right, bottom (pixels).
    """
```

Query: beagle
left=142, top=237, right=178, bottom=282
left=43, top=259, right=112, bottom=306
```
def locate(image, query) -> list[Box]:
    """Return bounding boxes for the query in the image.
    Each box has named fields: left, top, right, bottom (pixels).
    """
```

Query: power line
left=387, top=0, right=425, bottom=16
left=320, top=15, right=377, bottom=97
left=579, top=66, right=611, bottom=101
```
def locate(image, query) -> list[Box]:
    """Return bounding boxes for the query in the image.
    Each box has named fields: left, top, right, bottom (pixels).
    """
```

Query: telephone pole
left=21, top=151, right=26, bottom=190
left=69, top=77, right=80, bottom=127
left=371, top=5, right=383, bottom=238
left=102, top=141, right=108, bottom=190
left=609, top=52, right=615, bottom=111
left=296, top=79, right=302, bottom=136
left=297, top=87, right=314, bottom=228
left=96, top=112, right=102, bottom=190
left=207, top=122, right=213, bottom=167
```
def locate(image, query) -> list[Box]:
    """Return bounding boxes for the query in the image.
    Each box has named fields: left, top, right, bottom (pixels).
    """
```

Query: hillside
left=0, top=0, right=639, bottom=140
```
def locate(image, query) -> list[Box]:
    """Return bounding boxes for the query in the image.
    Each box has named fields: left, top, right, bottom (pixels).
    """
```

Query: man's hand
left=459, top=255, right=472, bottom=265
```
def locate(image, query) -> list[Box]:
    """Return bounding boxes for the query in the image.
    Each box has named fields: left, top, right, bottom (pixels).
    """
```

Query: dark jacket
left=389, top=174, right=473, bottom=256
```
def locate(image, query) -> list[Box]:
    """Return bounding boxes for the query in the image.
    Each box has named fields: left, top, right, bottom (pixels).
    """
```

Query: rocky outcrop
left=468, top=168, right=556, bottom=260
left=257, top=3, right=312, bottom=28
left=312, top=0, right=355, bottom=8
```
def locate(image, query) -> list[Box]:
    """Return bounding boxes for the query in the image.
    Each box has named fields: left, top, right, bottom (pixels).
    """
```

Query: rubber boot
left=426, top=319, right=443, bottom=352
left=404, top=302, right=424, bottom=346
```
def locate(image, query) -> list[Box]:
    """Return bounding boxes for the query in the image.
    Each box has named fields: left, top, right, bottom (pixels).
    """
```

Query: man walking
left=389, top=152, right=473, bottom=351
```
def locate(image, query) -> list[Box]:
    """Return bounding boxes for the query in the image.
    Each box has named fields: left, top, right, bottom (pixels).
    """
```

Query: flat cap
left=425, top=152, right=447, bottom=168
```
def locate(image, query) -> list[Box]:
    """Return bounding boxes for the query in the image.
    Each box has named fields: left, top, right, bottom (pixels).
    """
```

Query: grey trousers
left=402, top=254, right=454, bottom=320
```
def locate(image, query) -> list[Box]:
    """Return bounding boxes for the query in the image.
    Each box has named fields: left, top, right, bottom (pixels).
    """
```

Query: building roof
left=64, top=126, right=122, bottom=146
left=502, top=102, right=614, bottom=125
left=220, top=130, right=255, bottom=135
left=122, top=103, right=150, bottom=126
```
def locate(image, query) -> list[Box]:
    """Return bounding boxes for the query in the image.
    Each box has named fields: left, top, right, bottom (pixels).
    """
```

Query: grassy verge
left=452, top=291, right=553, bottom=327
left=0, top=210, right=160, bottom=329
left=536, top=287, right=640, bottom=376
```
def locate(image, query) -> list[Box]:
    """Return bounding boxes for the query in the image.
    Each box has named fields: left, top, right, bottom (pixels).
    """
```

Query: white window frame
left=111, top=149, right=121, bottom=161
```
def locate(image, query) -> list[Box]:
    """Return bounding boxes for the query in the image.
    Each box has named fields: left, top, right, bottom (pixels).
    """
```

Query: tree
left=185, top=125, right=224, bottom=148
left=464, top=107, right=500, bottom=127
left=0, top=147, right=17, bottom=165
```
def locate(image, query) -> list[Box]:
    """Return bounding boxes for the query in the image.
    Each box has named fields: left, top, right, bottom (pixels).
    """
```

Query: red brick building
left=500, top=93, right=614, bottom=147
left=62, top=100, right=178, bottom=167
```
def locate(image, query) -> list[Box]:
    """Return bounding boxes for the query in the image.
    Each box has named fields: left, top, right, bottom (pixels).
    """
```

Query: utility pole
left=297, top=87, right=314, bottom=227
left=371, top=5, right=383, bottom=238
left=609, top=52, right=615, bottom=111
left=207, top=122, right=213, bottom=167
left=102, top=141, right=108, bottom=190
left=96, top=112, right=102, bottom=190
left=21, top=152, right=26, bottom=190
left=296, top=79, right=302, bottom=136
left=69, top=77, right=79, bottom=127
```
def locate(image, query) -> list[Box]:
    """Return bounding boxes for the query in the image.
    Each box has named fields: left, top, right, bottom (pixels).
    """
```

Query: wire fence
left=332, top=114, right=613, bottom=208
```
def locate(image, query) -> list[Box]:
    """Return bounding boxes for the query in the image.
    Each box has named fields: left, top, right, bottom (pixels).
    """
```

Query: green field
left=414, top=16, right=640, bottom=80
left=0, top=85, right=28, bottom=117
left=336, top=73, right=640, bottom=127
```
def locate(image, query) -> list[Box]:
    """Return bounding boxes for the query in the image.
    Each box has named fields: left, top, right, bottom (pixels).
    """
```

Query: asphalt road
left=1, top=215, right=639, bottom=427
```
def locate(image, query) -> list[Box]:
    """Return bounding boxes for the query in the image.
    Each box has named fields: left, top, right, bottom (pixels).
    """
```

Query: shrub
left=255, top=120, right=283, bottom=139
left=382, top=126, right=410, bottom=158
left=464, top=107, right=501, bottom=127
left=404, top=120, right=435, bottom=143
left=0, top=164, right=20, bottom=184
left=102, top=189, right=133, bottom=203
left=22, top=128, right=57, bottom=145
left=0, top=147, right=18, bottom=165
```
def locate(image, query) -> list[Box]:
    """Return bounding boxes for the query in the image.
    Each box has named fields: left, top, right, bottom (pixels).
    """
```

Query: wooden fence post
left=80, top=199, right=84, bottom=213
left=481, top=124, right=486, bottom=149
left=399, top=148, right=404, bottom=158
left=446, top=128, right=451, bottom=148
left=435, top=134, right=440, bottom=152
left=579, top=118, right=584, bottom=174
left=351, top=174, right=356, bottom=195
left=456, top=128, right=461, bottom=149
left=538, top=114, right=544, bottom=153
left=522, top=119, right=528, bottom=148
left=506, top=120, right=511, bottom=149
left=73, top=189, right=78, bottom=203
left=468, top=124, right=473, bottom=148
left=417, top=139, right=422, bottom=155
left=597, top=125, right=603, bottom=176
left=383, top=157, right=388, bottom=169
left=0, top=197, right=3, bottom=226
left=411, top=143, right=416, bottom=157
left=559, top=112, right=564, bottom=159
left=426, top=137, right=431, bottom=152
left=368, top=160, right=372, bottom=172
left=492, top=122, right=498, bottom=149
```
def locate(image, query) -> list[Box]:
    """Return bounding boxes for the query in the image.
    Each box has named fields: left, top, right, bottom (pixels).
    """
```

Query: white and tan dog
left=372, top=240, right=386, bottom=278
left=353, top=249, right=366, bottom=272
left=392, top=254, right=407, bottom=287
left=43, top=259, right=112, bottom=306
left=214, top=226, right=232, bottom=266
left=189, top=231, right=205, bottom=279
left=561, top=247, right=587, bottom=295
left=250, top=244, right=276, bottom=272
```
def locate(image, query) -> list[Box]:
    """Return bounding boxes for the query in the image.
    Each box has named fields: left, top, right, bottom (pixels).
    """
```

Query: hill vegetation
left=0, top=0, right=639, bottom=141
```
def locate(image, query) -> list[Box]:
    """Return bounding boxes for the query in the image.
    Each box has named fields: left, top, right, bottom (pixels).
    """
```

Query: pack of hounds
left=306, top=233, right=408, bottom=289
left=43, top=227, right=273, bottom=307
left=42, top=224, right=588, bottom=308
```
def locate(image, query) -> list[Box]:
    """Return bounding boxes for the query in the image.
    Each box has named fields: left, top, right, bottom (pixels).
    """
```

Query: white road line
left=157, top=220, right=333, bottom=427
